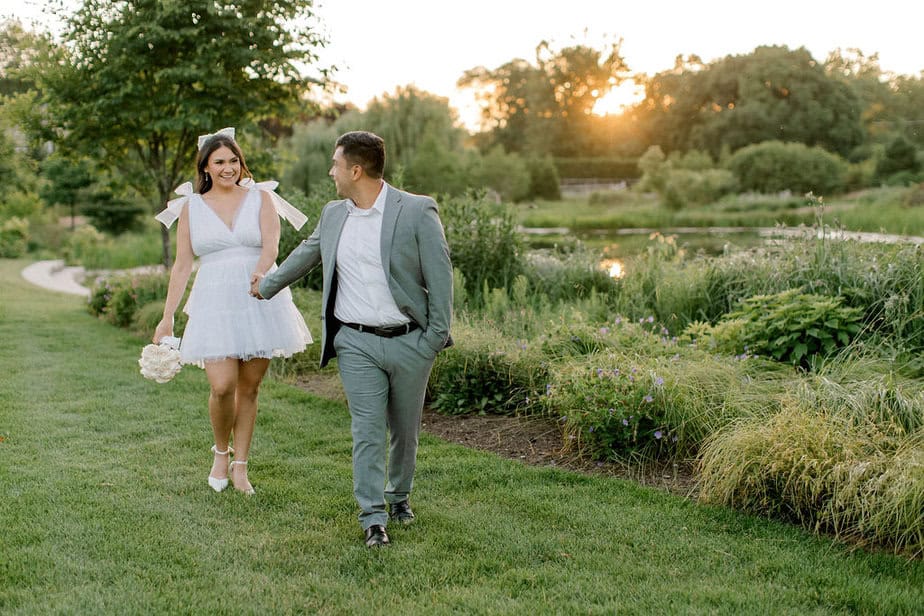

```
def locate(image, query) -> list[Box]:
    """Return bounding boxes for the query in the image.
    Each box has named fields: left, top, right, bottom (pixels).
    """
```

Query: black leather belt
left=341, top=321, right=418, bottom=338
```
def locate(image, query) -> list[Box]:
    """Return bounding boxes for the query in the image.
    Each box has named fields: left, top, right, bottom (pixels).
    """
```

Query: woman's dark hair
left=336, top=131, right=386, bottom=179
left=196, top=135, right=252, bottom=193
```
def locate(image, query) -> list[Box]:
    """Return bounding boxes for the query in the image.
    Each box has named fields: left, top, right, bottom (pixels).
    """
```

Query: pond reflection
left=598, top=258, right=625, bottom=279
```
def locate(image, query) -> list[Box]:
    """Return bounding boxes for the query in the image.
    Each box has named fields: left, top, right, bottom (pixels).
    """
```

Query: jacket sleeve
left=417, top=198, right=453, bottom=354
left=259, top=218, right=322, bottom=300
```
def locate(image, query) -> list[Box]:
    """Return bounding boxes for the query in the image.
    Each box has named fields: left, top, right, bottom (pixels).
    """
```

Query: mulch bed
left=295, top=372, right=698, bottom=499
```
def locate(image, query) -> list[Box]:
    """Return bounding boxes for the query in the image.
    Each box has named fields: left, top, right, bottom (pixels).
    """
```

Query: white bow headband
left=198, top=127, right=235, bottom=150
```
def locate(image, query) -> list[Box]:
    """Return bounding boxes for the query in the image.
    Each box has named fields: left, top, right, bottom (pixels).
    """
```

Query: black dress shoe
left=364, top=524, right=390, bottom=547
left=389, top=500, right=415, bottom=525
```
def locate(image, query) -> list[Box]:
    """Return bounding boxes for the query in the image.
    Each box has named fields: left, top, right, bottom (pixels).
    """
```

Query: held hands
left=249, top=272, right=265, bottom=299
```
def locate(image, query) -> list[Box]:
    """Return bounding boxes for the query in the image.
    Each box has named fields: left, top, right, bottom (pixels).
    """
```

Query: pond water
left=523, top=226, right=924, bottom=279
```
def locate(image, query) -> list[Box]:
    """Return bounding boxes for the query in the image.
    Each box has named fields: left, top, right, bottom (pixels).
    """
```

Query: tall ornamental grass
left=697, top=364, right=924, bottom=558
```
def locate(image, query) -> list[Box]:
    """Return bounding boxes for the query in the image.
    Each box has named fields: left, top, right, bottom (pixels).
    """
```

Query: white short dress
left=164, top=183, right=312, bottom=367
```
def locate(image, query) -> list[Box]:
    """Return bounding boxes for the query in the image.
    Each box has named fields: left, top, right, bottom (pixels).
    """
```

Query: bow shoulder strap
left=154, top=182, right=193, bottom=229
left=241, top=178, right=308, bottom=230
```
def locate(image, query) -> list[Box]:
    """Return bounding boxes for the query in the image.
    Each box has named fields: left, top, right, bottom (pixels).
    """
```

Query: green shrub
left=525, top=155, right=561, bottom=200
left=554, top=156, right=640, bottom=180
left=550, top=355, right=675, bottom=459
left=428, top=322, right=549, bottom=416
left=440, top=191, right=524, bottom=305
left=0, top=190, right=42, bottom=220
left=875, top=135, right=921, bottom=182
left=0, top=216, right=29, bottom=257
left=87, top=270, right=170, bottom=328
left=712, top=289, right=863, bottom=368
left=662, top=168, right=738, bottom=210
left=133, top=300, right=187, bottom=338
left=276, top=187, right=332, bottom=290
left=726, top=140, right=847, bottom=195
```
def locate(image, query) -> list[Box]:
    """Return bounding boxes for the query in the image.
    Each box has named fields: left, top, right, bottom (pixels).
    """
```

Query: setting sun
left=592, top=79, right=645, bottom=116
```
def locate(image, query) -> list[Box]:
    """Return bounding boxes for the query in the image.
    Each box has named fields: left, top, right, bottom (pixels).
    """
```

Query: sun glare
left=592, top=79, right=644, bottom=116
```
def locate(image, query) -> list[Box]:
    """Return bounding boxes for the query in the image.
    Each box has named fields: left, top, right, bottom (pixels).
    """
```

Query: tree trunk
left=157, top=185, right=173, bottom=268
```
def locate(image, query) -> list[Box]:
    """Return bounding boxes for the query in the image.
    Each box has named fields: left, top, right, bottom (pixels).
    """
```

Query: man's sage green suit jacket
left=259, top=185, right=453, bottom=367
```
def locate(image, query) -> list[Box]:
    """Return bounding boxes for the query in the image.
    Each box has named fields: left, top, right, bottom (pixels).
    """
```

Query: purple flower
left=654, top=376, right=664, bottom=386
left=654, top=430, right=663, bottom=439
left=599, top=327, right=610, bottom=335
left=643, top=395, right=654, bottom=403
left=622, top=418, right=629, bottom=426
left=614, top=317, right=622, bottom=325
left=647, top=316, right=655, bottom=323
left=596, top=368, right=604, bottom=377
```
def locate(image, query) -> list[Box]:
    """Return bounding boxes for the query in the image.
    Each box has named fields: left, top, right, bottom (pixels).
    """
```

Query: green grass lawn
left=1, top=258, right=922, bottom=615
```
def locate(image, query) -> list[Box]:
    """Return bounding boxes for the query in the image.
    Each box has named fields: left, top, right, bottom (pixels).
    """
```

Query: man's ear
left=350, top=164, right=363, bottom=181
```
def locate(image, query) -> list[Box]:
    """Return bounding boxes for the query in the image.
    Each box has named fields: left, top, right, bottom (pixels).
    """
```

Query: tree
left=459, top=39, right=629, bottom=157
left=637, top=46, right=864, bottom=158
left=39, top=155, right=93, bottom=230
left=33, top=0, right=329, bottom=265
left=0, top=20, right=52, bottom=98
left=361, top=85, right=467, bottom=173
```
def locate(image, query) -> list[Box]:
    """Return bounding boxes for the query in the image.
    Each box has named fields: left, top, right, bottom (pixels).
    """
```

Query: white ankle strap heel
left=207, top=445, right=233, bottom=492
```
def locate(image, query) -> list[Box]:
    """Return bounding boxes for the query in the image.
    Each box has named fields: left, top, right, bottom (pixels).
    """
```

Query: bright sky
left=6, top=0, right=923, bottom=129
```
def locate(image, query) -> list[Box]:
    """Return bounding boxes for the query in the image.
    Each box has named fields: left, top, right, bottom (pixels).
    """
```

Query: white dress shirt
left=334, top=182, right=410, bottom=327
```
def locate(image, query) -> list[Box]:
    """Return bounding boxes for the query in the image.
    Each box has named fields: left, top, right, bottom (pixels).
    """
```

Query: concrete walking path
left=20, top=260, right=91, bottom=297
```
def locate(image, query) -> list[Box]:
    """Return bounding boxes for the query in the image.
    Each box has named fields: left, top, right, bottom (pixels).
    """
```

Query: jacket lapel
left=380, top=186, right=402, bottom=279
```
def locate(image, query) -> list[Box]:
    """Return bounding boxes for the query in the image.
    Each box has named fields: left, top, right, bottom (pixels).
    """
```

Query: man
left=251, top=131, right=453, bottom=548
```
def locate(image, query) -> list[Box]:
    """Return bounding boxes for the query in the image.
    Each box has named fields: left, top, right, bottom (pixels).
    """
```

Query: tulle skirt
left=179, top=247, right=312, bottom=367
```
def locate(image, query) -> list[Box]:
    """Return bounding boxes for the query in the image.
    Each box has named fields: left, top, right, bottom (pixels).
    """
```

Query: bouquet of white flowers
left=139, top=336, right=182, bottom=383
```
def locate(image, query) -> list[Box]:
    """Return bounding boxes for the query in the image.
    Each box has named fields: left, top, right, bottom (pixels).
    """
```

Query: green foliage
left=81, top=189, right=146, bottom=235
left=709, top=289, right=864, bottom=368
left=362, top=85, right=467, bottom=173
left=440, top=191, right=524, bottom=304
left=428, top=322, right=550, bottom=416
left=522, top=246, right=617, bottom=305
left=0, top=216, right=29, bottom=257
left=465, top=146, right=531, bottom=202
left=276, top=187, right=334, bottom=290
left=63, top=225, right=163, bottom=269
left=553, top=157, right=640, bottom=179
left=0, top=190, right=42, bottom=221
left=637, top=46, right=864, bottom=157
left=39, top=155, right=93, bottom=219
left=635, top=145, right=667, bottom=192
left=726, top=140, right=848, bottom=195
left=525, top=155, right=561, bottom=200
left=551, top=359, right=672, bottom=459
left=89, top=271, right=171, bottom=328
left=698, top=403, right=924, bottom=556
left=460, top=40, right=628, bottom=157
left=33, top=0, right=330, bottom=264
left=662, top=168, right=738, bottom=210
left=279, top=120, right=341, bottom=196
left=876, top=135, right=921, bottom=182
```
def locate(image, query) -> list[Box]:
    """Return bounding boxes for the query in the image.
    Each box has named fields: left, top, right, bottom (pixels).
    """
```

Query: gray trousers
left=333, top=325, right=436, bottom=529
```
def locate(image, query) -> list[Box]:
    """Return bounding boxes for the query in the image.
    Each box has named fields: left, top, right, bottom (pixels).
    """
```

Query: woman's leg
left=230, top=357, right=270, bottom=491
left=204, top=358, right=239, bottom=480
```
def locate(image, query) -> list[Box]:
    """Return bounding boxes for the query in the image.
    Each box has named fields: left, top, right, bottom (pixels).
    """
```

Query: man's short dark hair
left=336, top=131, right=386, bottom=179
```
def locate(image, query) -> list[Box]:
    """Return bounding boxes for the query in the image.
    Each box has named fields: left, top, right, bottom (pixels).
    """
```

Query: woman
left=153, top=127, right=312, bottom=495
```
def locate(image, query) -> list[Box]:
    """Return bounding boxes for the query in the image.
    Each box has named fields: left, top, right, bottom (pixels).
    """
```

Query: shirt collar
left=346, top=181, right=389, bottom=215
